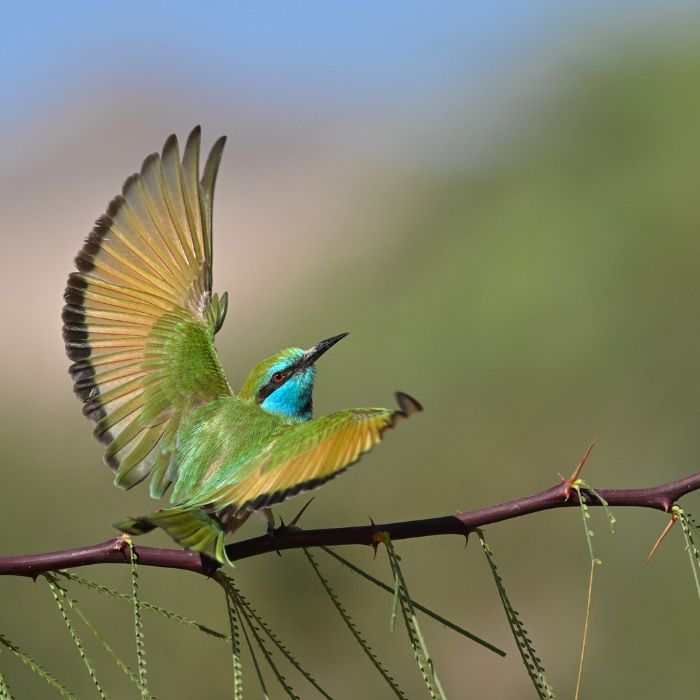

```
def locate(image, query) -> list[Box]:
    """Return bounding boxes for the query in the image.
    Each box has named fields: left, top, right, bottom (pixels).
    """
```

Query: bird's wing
left=63, top=127, right=233, bottom=497
left=189, top=392, right=422, bottom=514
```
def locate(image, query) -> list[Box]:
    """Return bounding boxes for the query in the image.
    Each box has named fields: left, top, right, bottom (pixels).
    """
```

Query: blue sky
left=2, top=1, right=694, bottom=129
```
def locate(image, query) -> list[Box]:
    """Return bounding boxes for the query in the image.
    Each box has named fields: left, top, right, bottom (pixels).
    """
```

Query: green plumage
left=63, top=127, right=421, bottom=564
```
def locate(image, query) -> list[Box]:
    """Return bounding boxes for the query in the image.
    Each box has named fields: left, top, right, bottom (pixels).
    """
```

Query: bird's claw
left=264, top=498, right=314, bottom=541
left=267, top=517, right=303, bottom=538
left=265, top=515, right=304, bottom=557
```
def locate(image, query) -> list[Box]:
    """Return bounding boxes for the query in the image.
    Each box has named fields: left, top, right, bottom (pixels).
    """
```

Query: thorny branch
left=1, top=469, right=699, bottom=578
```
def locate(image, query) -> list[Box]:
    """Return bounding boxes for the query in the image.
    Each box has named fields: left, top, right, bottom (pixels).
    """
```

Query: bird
left=62, top=127, right=421, bottom=565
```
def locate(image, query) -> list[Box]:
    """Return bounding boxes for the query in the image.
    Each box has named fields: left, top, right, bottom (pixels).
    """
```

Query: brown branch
left=2, top=470, right=699, bottom=578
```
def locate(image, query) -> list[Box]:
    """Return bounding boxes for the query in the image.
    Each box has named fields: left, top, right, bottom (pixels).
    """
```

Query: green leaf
left=43, top=575, right=107, bottom=700
left=572, top=481, right=616, bottom=565
left=127, top=540, right=149, bottom=699
left=237, top=604, right=270, bottom=700
left=218, top=572, right=298, bottom=699
left=304, top=548, right=408, bottom=699
left=222, top=580, right=244, bottom=699
left=477, top=530, right=556, bottom=700
left=673, top=507, right=700, bottom=601
left=49, top=574, right=154, bottom=699
left=0, top=632, right=77, bottom=699
left=56, top=570, right=229, bottom=642
left=384, top=538, right=447, bottom=700
left=223, top=573, right=333, bottom=700
left=390, top=569, right=400, bottom=633
left=571, top=484, right=598, bottom=565
left=320, top=546, right=505, bottom=656
left=0, top=669, right=14, bottom=700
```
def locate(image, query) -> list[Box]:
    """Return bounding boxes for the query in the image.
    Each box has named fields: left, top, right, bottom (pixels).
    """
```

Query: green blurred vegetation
left=4, top=34, right=700, bottom=700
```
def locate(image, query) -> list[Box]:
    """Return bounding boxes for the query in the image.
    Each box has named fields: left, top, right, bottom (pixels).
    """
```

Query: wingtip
left=395, top=391, right=423, bottom=416
left=140, top=151, right=160, bottom=176
left=163, top=133, right=179, bottom=154
left=185, top=125, right=202, bottom=154
left=121, top=172, right=141, bottom=198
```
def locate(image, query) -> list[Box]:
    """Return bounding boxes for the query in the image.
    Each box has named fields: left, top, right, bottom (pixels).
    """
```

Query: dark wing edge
left=63, top=127, right=232, bottom=497
left=191, top=391, right=423, bottom=515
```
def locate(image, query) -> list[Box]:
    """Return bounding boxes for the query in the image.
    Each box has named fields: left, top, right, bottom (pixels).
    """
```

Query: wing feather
left=192, top=392, right=422, bottom=515
left=63, top=127, right=232, bottom=497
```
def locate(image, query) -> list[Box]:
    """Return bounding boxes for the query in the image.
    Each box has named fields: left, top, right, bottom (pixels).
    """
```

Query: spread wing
left=189, top=392, right=422, bottom=514
left=63, top=127, right=232, bottom=497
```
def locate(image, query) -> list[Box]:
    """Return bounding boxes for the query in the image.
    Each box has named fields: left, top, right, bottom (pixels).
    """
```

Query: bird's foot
left=266, top=497, right=316, bottom=538
left=267, top=517, right=303, bottom=539
left=264, top=508, right=276, bottom=537
left=263, top=500, right=316, bottom=558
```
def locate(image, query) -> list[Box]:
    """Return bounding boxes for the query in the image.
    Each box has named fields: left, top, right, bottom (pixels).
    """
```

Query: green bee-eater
left=62, top=127, right=421, bottom=564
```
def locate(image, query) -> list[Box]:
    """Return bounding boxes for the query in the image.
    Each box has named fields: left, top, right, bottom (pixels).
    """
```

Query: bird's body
left=62, top=127, right=420, bottom=564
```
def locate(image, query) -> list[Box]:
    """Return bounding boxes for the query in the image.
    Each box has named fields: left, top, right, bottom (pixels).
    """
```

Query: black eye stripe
left=256, top=367, right=295, bottom=403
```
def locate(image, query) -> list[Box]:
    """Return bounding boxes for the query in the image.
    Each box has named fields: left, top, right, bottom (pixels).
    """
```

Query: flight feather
left=62, top=127, right=231, bottom=497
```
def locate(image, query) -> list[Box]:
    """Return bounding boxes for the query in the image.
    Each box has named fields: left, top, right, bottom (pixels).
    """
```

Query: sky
left=2, top=1, right=696, bottom=132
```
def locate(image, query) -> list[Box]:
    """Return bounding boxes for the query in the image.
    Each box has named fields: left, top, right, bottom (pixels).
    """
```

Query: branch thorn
left=565, top=438, right=598, bottom=498
left=290, top=497, right=315, bottom=528
left=368, top=518, right=387, bottom=558
left=646, top=512, right=679, bottom=564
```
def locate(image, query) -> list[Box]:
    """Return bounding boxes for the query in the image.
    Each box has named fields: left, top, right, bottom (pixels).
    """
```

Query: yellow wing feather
left=193, top=392, right=422, bottom=515
left=63, top=128, right=231, bottom=497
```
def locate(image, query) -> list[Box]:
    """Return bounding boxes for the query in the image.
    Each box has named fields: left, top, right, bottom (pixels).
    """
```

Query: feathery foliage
left=49, top=574, right=153, bottom=698
left=0, top=632, right=76, bottom=699
left=237, top=584, right=332, bottom=697
left=673, top=507, right=700, bottom=601
left=304, top=547, right=408, bottom=698
left=569, top=481, right=615, bottom=700
left=384, top=537, right=447, bottom=700
left=477, top=530, right=556, bottom=700
left=218, top=570, right=333, bottom=699
left=237, top=598, right=298, bottom=697
left=219, top=571, right=331, bottom=699
left=571, top=481, right=616, bottom=564
left=43, top=575, right=107, bottom=700
left=56, top=570, right=230, bottom=642
left=320, top=546, right=505, bottom=655
left=237, top=608, right=270, bottom=699
left=223, top=582, right=244, bottom=699
left=0, top=669, right=13, bottom=700
left=127, top=540, right=149, bottom=699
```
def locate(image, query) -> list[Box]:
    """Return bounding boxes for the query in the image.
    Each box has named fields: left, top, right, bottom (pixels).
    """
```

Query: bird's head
left=240, top=333, right=348, bottom=422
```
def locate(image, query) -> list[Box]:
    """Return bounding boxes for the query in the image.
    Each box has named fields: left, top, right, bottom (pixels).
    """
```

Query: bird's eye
left=272, top=372, right=284, bottom=383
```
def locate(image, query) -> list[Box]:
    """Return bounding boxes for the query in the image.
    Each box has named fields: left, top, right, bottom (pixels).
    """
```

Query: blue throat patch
left=260, top=365, right=315, bottom=422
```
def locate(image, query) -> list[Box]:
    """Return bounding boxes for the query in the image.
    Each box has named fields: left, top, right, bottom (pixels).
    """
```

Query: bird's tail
left=114, top=506, right=228, bottom=565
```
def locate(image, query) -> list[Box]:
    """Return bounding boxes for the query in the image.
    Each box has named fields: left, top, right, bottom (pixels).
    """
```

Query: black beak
left=299, top=332, right=348, bottom=369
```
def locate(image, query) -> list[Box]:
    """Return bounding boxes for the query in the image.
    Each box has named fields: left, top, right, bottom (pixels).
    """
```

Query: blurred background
left=2, top=1, right=700, bottom=697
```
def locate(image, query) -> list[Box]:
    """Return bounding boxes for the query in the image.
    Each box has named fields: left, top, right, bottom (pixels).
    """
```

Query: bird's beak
left=299, top=332, right=348, bottom=369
